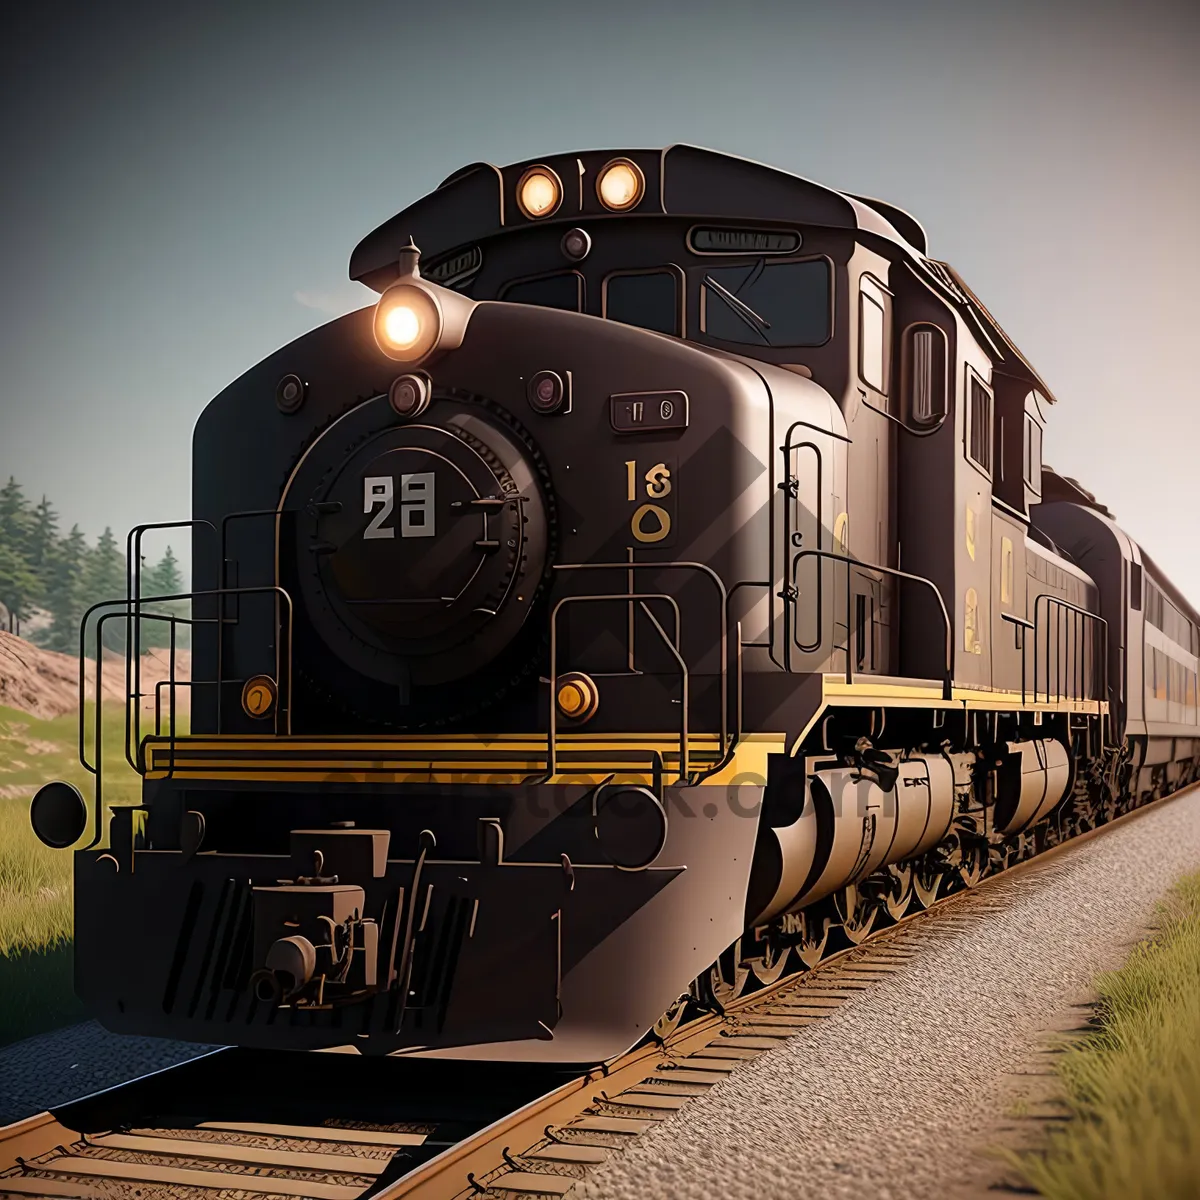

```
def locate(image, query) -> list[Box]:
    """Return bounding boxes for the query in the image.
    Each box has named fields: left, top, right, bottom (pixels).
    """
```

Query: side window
left=858, top=275, right=889, bottom=394
left=966, top=370, right=993, bottom=476
left=1024, top=413, right=1043, bottom=494
left=901, top=322, right=948, bottom=427
left=604, top=269, right=682, bottom=336
left=500, top=271, right=584, bottom=312
left=700, top=258, right=831, bottom=347
left=1130, top=562, right=1143, bottom=611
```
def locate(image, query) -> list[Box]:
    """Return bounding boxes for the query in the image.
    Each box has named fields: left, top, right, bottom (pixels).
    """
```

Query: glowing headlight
left=384, top=305, right=420, bottom=350
left=518, top=165, right=562, bottom=219
left=597, top=158, right=645, bottom=212
left=373, top=283, right=443, bottom=363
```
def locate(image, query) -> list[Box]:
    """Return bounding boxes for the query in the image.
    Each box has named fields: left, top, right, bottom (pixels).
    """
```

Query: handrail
left=79, top=585, right=296, bottom=848
left=1001, top=610, right=1036, bottom=703
left=779, top=439, right=825, bottom=661
left=1031, top=592, right=1108, bottom=709
left=552, top=560, right=729, bottom=754
left=124, top=520, right=216, bottom=772
left=788, top=548, right=954, bottom=701
left=216, top=508, right=286, bottom=732
left=547, top=592, right=688, bottom=784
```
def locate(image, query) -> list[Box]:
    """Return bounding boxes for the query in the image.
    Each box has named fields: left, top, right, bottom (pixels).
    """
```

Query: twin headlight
left=517, top=157, right=645, bottom=220
left=374, top=157, right=647, bottom=364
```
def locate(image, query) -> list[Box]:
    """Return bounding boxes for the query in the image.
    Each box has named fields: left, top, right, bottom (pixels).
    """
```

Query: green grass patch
left=0, top=702, right=191, bottom=1044
left=0, top=702, right=162, bottom=955
left=1007, top=870, right=1200, bottom=1198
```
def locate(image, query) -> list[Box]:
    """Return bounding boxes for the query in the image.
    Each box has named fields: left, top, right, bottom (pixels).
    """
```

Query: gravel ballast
left=570, top=787, right=1200, bottom=1200
left=0, top=1021, right=214, bottom=1126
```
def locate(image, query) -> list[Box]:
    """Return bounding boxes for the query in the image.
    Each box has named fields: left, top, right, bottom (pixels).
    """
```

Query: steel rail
left=4, top=780, right=1195, bottom=1200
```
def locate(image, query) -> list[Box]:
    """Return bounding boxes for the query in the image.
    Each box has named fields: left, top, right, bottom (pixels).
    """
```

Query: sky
left=1, top=0, right=1198, bottom=597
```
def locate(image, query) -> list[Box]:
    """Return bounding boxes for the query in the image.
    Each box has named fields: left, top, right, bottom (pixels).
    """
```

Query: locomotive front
left=40, top=156, right=849, bottom=1061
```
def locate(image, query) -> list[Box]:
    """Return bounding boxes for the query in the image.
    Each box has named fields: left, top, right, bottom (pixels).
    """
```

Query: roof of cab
left=350, top=144, right=1053, bottom=401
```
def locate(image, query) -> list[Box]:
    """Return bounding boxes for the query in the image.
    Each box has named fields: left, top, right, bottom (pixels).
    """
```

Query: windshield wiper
left=703, top=274, right=772, bottom=342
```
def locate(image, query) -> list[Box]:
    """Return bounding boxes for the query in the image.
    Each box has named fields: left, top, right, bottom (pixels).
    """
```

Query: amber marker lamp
left=556, top=671, right=600, bottom=724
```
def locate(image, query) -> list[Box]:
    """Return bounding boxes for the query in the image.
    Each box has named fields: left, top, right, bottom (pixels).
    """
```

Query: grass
left=1007, top=870, right=1200, bottom=1198
left=0, top=702, right=150, bottom=956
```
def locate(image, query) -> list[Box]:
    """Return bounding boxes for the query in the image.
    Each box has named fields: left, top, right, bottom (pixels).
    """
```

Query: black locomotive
left=33, top=146, right=1200, bottom=1063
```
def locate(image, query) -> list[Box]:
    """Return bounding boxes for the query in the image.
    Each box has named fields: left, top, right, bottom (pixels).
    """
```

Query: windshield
left=701, top=258, right=831, bottom=347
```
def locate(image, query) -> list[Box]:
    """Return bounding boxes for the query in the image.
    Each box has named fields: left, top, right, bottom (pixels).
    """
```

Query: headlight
left=597, top=158, right=645, bottom=212
left=373, top=283, right=443, bottom=363
left=517, top=165, right=562, bottom=219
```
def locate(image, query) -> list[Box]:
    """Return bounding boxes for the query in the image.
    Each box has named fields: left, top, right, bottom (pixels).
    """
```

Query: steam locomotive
left=32, top=146, right=1200, bottom=1064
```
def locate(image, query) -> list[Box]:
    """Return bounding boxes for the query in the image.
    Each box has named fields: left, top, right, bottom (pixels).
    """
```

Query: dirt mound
left=0, top=632, right=191, bottom=721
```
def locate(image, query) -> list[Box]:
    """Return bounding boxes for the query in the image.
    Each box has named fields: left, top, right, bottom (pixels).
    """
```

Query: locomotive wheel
left=913, top=863, right=948, bottom=910
left=796, top=911, right=831, bottom=968
left=704, top=937, right=750, bottom=1007
left=883, top=864, right=915, bottom=922
left=748, top=938, right=791, bottom=986
left=836, top=884, right=878, bottom=945
left=652, top=994, right=690, bottom=1041
left=959, top=853, right=987, bottom=888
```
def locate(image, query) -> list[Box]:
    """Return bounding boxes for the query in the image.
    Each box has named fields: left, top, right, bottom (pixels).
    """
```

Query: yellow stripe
left=143, top=733, right=784, bottom=787
left=788, top=675, right=1109, bottom=751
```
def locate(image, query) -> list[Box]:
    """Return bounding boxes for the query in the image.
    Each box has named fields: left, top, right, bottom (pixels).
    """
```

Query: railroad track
left=3, top=784, right=1192, bottom=1200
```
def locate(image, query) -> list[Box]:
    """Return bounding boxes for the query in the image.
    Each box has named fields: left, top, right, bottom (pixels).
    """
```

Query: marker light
left=518, top=165, right=562, bottom=219
left=556, top=671, right=599, bottom=723
left=597, top=158, right=645, bottom=212
left=373, top=283, right=443, bottom=363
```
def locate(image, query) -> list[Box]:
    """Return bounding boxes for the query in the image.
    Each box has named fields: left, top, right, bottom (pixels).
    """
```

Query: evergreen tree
left=0, top=477, right=33, bottom=558
left=151, top=546, right=182, bottom=598
left=45, top=525, right=89, bottom=653
left=82, top=527, right=128, bottom=657
left=0, top=542, right=39, bottom=627
left=0, top=477, right=37, bottom=619
left=139, top=545, right=188, bottom=649
left=28, top=495, right=60, bottom=580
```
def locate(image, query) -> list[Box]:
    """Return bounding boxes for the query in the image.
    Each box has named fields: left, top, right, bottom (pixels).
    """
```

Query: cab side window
left=604, top=269, right=682, bottom=336
left=1024, top=413, right=1043, bottom=494
left=501, top=271, right=584, bottom=312
left=859, top=275, right=889, bottom=395
left=699, top=258, right=831, bottom=347
left=966, top=369, right=993, bottom=477
left=900, top=322, right=948, bottom=427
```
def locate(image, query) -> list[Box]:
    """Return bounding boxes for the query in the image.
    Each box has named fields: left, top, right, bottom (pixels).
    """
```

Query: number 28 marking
left=363, top=473, right=435, bottom=540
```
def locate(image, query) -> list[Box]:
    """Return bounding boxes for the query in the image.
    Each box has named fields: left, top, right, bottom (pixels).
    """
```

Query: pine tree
left=28, top=495, right=59, bottom=579
left=0, top=477, right=38, bottom=620
left=82, top=527, right=128, bottom=657
left=0, top=477, right=33, bottom=558
left=152, top=546, right=182, bottom=598
left=45, top=525, right=89, bottom=653
left=0, top=542, right=39, bottom=627
left=139, top=546, right=186, bottom=649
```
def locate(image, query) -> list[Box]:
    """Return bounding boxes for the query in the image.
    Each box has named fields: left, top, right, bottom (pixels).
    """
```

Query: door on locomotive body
left=955, top=352, right=997, bottom=689
left=780, top=386, right=847, bottom=675
left=851, top=263, right=894, bottom=676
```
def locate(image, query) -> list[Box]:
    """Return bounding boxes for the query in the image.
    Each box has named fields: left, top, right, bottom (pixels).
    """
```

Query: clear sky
left=1, top=0, right=1197, bottom=596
